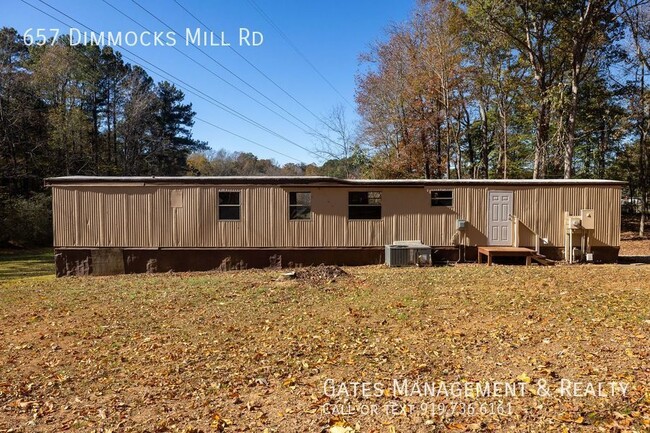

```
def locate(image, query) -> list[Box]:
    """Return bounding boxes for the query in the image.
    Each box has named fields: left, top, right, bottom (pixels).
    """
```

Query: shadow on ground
left=0, top=248, right=54, bottom=281
left=618, top=255, right=650, bottom=265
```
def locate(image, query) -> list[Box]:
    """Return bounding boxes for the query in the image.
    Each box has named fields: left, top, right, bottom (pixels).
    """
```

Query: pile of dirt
left=292, top=264, right=349, bottom=284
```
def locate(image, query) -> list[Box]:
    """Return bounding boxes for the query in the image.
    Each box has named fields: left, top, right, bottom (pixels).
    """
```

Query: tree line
left=0, top=27, right=206, bottom=191
left=0, top=27, right=208, bottom=245
left=353, top=0, right=649, bottom=233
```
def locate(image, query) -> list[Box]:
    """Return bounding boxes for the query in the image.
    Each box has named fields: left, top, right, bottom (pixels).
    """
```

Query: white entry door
left=487, top=191, right=513, bottom=246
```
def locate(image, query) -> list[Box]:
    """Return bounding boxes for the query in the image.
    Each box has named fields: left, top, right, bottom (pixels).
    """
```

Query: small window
left=431, top=190, right=453, bottom=206
left=218, top=191, right=240, bottom=220
left=289, top=192, right=311, bottom=220
left=349, top=191, right=381, bottom=219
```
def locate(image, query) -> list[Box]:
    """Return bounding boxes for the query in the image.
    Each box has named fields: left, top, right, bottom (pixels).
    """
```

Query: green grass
left=0, top=248, right=54, bottom=281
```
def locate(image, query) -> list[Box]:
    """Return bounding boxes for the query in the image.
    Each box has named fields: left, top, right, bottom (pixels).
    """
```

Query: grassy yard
left=0, top=264, right=649, bottom=432
left=0, top=249, right=54, bottom=281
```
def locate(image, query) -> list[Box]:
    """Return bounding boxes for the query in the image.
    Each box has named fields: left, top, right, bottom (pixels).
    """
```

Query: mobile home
left=46, top=176, right=623, bottom=276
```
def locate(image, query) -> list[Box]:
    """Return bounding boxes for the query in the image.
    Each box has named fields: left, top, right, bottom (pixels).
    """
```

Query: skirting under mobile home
left=45, top=176, right=624, bottom=276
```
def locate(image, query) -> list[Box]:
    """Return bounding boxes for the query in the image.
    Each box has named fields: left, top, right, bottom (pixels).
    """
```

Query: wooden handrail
left=510, top=214, right=542, bottom=252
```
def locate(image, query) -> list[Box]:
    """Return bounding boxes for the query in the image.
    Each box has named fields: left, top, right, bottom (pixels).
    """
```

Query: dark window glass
left=348, top=191, right=381, bottom=219
left=349, top=205, right=382, bottom=219
left=290, top=192, right=311, bottom=206
left=349, top=191, right=381, bottom=205
left=289, top=192, right=311, bottom=220
left=431, top=190, right=453, bottom=206
left=219, top=205, right=240, bottom=220
left=290, top=206, right=311, bottom=220
left=218, top=191, right=240, bottom=220
left=219, top=191, right=240, bottom=205
left=349, top=191, right=368, bottom=205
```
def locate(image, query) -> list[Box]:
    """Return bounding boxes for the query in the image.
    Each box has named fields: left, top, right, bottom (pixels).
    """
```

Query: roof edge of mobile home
left=45, top=176, right=627, bottom=187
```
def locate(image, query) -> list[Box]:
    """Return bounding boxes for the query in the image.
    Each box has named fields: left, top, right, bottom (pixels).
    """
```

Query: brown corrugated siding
left=510, top=186, right=621, bottom=247
left=51, top=184, right=621, bottom=249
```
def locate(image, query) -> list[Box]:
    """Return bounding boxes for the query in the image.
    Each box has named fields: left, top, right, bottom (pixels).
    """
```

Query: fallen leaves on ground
left=0, top=264, right=648, bottom=431
left=293, top=264, right=349, bottom=284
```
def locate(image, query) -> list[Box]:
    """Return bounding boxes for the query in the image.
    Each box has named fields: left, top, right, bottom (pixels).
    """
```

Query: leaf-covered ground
left=620, top=220, right=650, bottom=258
left=0, top=264, right=649, bottom=432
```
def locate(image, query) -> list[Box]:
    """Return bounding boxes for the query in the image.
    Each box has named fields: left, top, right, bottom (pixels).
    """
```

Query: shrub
left=0, top=192, right=52, bottom=247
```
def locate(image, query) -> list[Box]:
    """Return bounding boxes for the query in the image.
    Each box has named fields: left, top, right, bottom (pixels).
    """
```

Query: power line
left=194, top=117, right=302, bottom=163
left=22, top=0, right=320, bottom=160
left=18, top=0, right=307, bottom=163
left=133, top=0, right=348, bottom=156
left=100, top=0, right=313, bottom=137
left=130, top=0, right=322, bottom=133
left=172, top=0, right=330, bottom=121
left=121, top=60, right=304, bottom=163
left=245, top=0, right=355, bottom=109
left=19, top=0, right=302, bottom=163
left=126, top=63, right=304, bottom=162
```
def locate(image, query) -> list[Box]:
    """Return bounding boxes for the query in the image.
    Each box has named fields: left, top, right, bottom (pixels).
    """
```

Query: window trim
left=288, top=191, right=312, bottom=221
left=218, top=190, right=241, bottom=221
left=430, top=189, right=453, bottom=207
left=348, top=191, right=382, bottom=220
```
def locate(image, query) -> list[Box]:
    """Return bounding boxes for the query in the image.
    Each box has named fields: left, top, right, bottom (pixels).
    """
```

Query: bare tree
left=312, top=104, right=361, bottom=178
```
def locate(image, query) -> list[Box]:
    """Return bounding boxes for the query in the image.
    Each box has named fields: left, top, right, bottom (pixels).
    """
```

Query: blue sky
left=2, top=0, right=415, bottom=165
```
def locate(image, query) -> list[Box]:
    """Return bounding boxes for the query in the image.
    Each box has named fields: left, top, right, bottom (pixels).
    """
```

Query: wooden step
left=531, top=254, right=554, bottom=266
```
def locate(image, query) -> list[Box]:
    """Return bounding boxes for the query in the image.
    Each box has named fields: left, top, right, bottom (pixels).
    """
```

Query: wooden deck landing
left=477, top=246, right=552, bottom=266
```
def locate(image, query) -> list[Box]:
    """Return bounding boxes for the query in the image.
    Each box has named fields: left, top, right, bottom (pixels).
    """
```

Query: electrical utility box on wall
left=567, top=216, right=582, bottom=230
left=580, top=209, right=595, bottom=230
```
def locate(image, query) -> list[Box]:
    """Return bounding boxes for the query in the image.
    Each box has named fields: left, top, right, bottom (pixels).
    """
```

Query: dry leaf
left=517, top=372, right=532, bottom=384
left=329, top=427, right=355, bottom=433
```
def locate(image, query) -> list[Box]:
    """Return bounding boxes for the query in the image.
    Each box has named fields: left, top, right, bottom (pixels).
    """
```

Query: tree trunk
left=641, top=197, right=647, bottom=237
left=112, top=84, right=118, bottom=169
left=92, top=94, right=100, bottom=173
left=463, top=105, right=475, bottom=178
left=640, top=64, right=647, bottom=237
left=533, top=101, right=549, bottom=179
left=435, top=118, right=442, bottom=178
left=421, top=129, right=431, bottom=179
left=501, top=116, right=508, bottom=179
left=597, top=117, right=608, bottom=178
left=565, top=67, right=580, bottom=179
left=479, top=102, right=489, bottom=178
left=455, top=110, right=463, bottom=179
